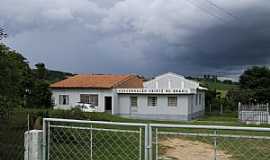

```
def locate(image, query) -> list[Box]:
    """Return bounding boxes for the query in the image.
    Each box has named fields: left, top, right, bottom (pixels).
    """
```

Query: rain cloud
left=1, top=0, right=269, bottom=77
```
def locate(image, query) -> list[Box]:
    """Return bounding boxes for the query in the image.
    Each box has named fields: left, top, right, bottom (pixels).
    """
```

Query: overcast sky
left=1, top=0, right=270, bottom=78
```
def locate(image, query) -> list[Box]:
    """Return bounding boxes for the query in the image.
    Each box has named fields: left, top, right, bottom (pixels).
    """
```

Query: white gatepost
left=267, top=103, right=270, bottom=124
left=25, top=130, right=43, bottom=160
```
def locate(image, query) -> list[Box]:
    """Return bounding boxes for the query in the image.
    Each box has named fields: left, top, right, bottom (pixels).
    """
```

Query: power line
left=202, top=0, right=238, bottom=20
left=185, top=0, right=230, bottom=23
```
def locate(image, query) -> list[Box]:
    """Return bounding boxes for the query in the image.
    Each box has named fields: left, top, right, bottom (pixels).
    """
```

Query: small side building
left=115, top=72, right=206, bottom=120
left=50, top=72, right=206, bottom=121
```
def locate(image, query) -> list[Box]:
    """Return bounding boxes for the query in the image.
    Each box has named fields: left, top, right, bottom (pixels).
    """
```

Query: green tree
left=223, top=80, right=233, bottom=84
left=240, top=66, right=270, bottom=89
left=205, top=89, right=222, bottom=112
left=227, top=66, right=270, bottom=105
left=34, top=63, right=48, bottom=80
left=0, top=43, right=52, bottom=110
left=240, top=66, right=270, bottom=103
left=0, top=28, right=52, bottom=110
left=26, top=63, right=52, bottom=108
left=0, top=44, right=32, bottom=112
left=0, top=27, right=7, bottom=40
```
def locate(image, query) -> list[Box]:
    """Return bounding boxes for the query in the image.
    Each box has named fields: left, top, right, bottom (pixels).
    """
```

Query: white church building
left=50, top=72, right=206, bottom=121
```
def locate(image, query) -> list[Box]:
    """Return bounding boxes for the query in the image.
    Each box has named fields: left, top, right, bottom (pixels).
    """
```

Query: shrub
left=49, top=108, right=87, bottom=120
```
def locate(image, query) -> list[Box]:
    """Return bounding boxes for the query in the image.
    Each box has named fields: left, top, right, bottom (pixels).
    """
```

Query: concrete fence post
left=214, top=130, right=217, bottom=160
left=25, top=130, right=43, bottom=160
left=267, top=103, right=270, bottom=124
left=238, top=102, right=241, bottom=121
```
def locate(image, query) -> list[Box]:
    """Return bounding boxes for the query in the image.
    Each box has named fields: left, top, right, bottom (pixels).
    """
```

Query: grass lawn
left=19, top=107, right=270, bottom=127
left=196, top=112, right=239, bottom=123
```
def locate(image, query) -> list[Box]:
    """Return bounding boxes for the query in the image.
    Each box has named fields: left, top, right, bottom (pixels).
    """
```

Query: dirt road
left=159, top=138, right=232, bottom=160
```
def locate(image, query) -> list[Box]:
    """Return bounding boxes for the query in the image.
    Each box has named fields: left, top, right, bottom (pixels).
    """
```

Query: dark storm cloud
left=142, top=1, right=270, bottom=75
left=1, top=0, right=270, bottom=77
left=185, top=8, right=270, bottom=69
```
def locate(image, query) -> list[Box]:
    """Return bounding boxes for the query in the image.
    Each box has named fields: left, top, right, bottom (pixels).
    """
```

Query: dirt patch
left=159, top=138, right=232, bottom=160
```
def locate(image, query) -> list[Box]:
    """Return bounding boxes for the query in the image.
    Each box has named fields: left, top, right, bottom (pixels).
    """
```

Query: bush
left=49, top=108, right=87, bottom=120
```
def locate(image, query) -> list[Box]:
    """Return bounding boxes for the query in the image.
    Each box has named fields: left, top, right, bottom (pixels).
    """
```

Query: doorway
left=105, top=96, right=112, bottom=112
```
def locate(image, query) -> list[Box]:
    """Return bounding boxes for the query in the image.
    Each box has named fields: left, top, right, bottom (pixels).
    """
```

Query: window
left=148, top=96, right=157, bottom=106
left=80, top=94, right=98, bottom=106
left=168, top=96, right=177, bottom=107
left=59, top=95, right=69, bottom=105
left=130, top=96, right=138, bottom=107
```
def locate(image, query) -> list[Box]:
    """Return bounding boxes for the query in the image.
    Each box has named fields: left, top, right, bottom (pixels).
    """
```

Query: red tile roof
left=50, top=74, right=142, bottom=89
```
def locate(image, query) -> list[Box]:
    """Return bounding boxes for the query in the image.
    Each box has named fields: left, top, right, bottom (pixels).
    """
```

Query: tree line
left=0, top=43, right=52, bottom=111
left=205, top=66, right=270, bottom=113
left=0, top=28, right=72, bottom=113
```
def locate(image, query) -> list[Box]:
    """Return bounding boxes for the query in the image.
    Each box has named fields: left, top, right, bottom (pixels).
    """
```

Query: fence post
left=266, top=103, right=270, bottom=124
left=24, top=130, right=43, bottom=160
left=238, top=102, right=241, bottom=121
left=149, top=125, right=152, bottom=160
left=139, top=128, right=142, bottom=160
left=144, top=124, right=153, bottom=160
left=145, top=124, right=149, bottom=160
left=238, top=102, right=241, bottom=112
left=27, top=113, right=30, bottom=160
left=90, top=124, right=93, bottom=160
left=47, top=122, right=50, bottom=160
left=220, top=104, right=223, bottom=115
left=43, top=119, right=47, bottom=160
left=155, top=128, right=158, bottom=160
left=214, top=130, right=217, bottom=160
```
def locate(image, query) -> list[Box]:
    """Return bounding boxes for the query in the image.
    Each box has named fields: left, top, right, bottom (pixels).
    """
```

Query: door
left=105, top=96, right=112, bottom=112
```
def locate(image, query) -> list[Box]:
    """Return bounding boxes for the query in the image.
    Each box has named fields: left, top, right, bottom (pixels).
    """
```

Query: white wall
left=189, top=91, right=205, bottom=119
left=51, top=89, right=114, bottom=112
left=112, top=89, right=119, bottom=115
left=117, top=94, right=190, bottom=120
left=191, top=91, right=205, bottom=113
left=144, top=73, right=199, bottom=89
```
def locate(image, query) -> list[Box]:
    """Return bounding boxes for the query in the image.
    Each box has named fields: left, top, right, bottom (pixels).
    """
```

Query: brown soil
left=158, top=138, right=232, bottom=160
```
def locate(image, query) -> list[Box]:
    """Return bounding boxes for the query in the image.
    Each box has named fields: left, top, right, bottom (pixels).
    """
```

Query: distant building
left=50, top=72, right=206, bottom=121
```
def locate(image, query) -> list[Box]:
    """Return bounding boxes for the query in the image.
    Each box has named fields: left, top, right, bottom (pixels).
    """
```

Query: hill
left=46, top=70, right=74, bottom=83
left=199, top=80, right=239, bottom=98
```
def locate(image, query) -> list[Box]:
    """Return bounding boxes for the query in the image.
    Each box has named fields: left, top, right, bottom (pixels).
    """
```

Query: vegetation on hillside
left=0, top=27, right=7, bottom=40
left=187, top=75, right=239, bottom=112
left=196, top=67, right=270, bottom=113
left=46, top=70, right=73, bottom=83
left=0, top=43, right=73, bottom=114
left=228, top=66, right=270, bottom=104
left=199, top=79, right=239, bottom=98
left=0, top=29, right=73, bottom=113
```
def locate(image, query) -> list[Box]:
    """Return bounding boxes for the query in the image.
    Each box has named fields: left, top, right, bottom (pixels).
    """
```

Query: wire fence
left=151, top=124, right=270, bottom=160
left=44, top=118, right=148, bottom=160
left=43, top=119, right=270, bottom=160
